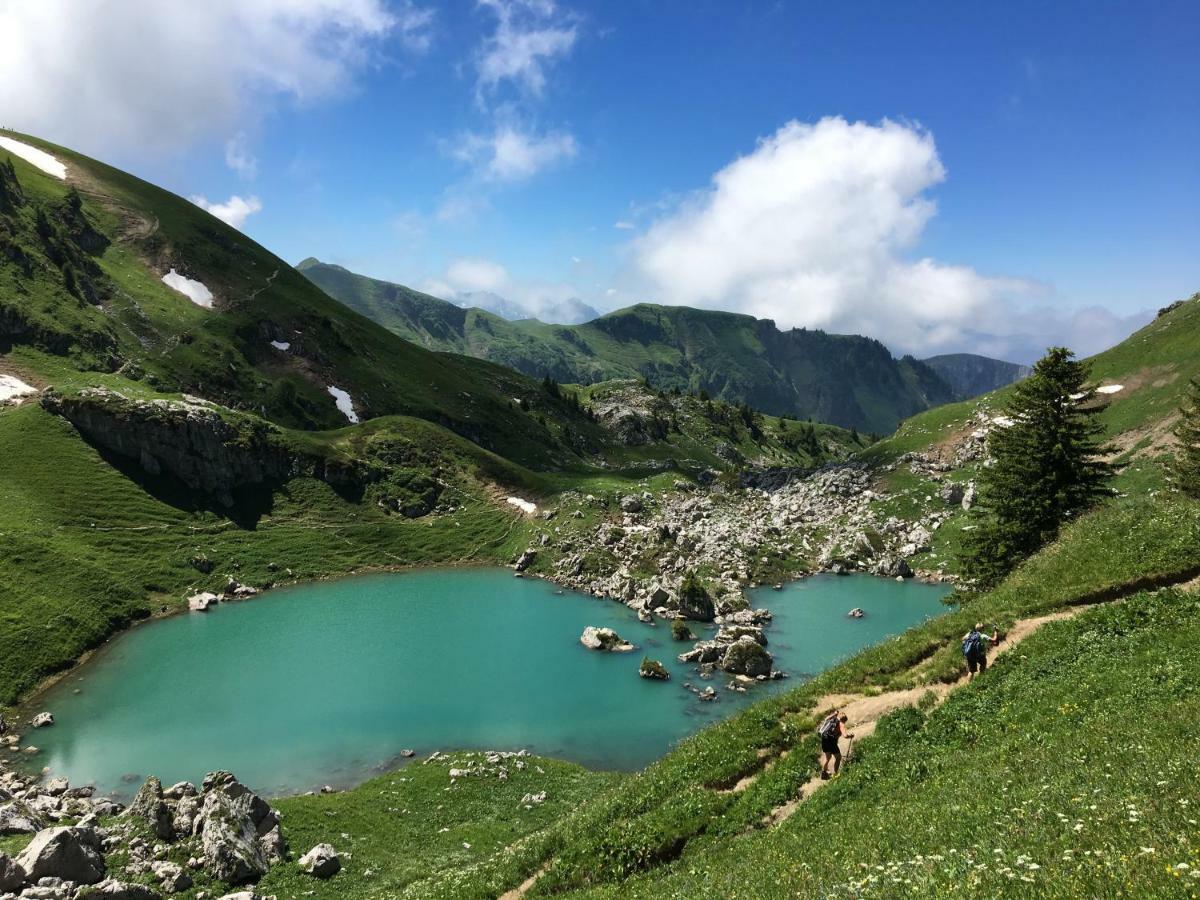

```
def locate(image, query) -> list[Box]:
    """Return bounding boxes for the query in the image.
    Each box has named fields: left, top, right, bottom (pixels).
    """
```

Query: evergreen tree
left=961, top=347, right=1114, bottom=590
left=1171, top=376, right=1200, bottom=498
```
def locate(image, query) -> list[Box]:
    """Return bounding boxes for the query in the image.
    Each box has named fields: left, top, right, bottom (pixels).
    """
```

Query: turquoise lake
left=22, top=570, right=948, bottom=798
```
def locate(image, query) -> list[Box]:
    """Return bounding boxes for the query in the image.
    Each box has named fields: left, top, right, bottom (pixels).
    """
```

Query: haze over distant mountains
left=452, top=289, right=600, bottom=326
left=298, top=259, right=1030, bottom=433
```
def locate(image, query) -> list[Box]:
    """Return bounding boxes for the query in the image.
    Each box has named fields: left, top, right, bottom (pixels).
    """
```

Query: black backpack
left=818, top=713, right=840, bottom=739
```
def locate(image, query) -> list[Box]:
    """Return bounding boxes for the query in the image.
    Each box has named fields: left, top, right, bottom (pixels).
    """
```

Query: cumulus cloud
left=421, top=256, right=597, bottom=324
left=445, top=257, right=511, bottom=293
left=448, top=125, right=577, bottom=181
left=190, top=194, right=263, bottom=230
left=629, top=116, right=1129, bottom=360
left=475, top=0, right=577, bottom=99
left=0, top=0, right=429, bottom=154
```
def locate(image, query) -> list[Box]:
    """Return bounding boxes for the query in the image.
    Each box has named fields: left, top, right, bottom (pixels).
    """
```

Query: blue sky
left=2, top=0, right=1197, bottom=360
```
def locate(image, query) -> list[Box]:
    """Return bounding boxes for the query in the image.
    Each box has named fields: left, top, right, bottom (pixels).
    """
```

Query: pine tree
left=1171, top=376, right=1200, bottom=498
left=961, top=347, right=1114, bottom=590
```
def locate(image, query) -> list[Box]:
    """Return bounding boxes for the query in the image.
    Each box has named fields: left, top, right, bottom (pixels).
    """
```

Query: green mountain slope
left=299, top=260, right=963, bottom=433
left=922, top=352, right=1032, bottom=400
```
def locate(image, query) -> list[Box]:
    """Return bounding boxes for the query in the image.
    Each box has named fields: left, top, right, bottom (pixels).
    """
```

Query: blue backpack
left=962, top=631, right=985, bottom=657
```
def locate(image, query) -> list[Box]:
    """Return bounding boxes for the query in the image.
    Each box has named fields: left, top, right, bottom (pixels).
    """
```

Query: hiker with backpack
left=962, top=622, right=999, bottom=679
left=818, top=710, right=853, bottom=779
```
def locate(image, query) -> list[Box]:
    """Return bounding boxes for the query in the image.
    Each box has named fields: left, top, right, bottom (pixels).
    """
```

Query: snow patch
left=506, top=497, right=538, bottom=515
left=0, top=136, right=67, bottom=179
left=1096, top=384, right=1124, bottom=395
left=327, top=385, right=359, bottom=423
left=270, top=340, right=291, bottom=351
left=0, top=374, right=37, bottom=404
left=162, top=268, right=213, bottom=307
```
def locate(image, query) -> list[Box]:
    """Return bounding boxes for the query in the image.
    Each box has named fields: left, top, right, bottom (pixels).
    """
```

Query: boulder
left=939, top=482, right=965, bottom=506
left=151, top=860, right=192, bottom=893
left=16, top=826, right=106, bottom=885
left=714, top=624, right=766, bottom=646
left=259, top=824, right=288, bottom=863
left=79, top=879, right=162, bottom=899
left=0, top=852, right=25, bottom=893
left=579, top=626, right=634, bottom=652
left=43, top=778, right=69, bottom=797
left=31, top=712, right=54, bottom=728
left=298, top=843, right=340, bottom=879
left=513, top=549, right=537, bottom=572
left=961, top=481, right=977, bottom=510
left=0, top=800, right=45, bottom=835
left=197, top=792, right=268, bottom=885
left=619, top=495, right=644, bottom=513
left=187, top=592, right=219, bottom=612
left=719, top=636, right=773, bottom=678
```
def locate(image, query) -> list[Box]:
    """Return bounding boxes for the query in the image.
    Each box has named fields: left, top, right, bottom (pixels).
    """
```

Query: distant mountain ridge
left=298, top=259, right=1027, bottom=433
left=923, top=353, right=1033, bottom=400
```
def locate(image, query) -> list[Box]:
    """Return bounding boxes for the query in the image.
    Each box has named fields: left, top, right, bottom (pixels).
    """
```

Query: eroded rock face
left=0, top=852, right=25, bottom=893
left=16, top=825, right=106, bottom=885
left=298, top=842, right=341, bottom=878
left=198, top=791, right=269, bottom=885
left=0, top=800, right=45, bottom=835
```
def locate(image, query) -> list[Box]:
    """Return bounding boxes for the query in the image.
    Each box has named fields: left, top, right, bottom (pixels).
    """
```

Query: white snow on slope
left=270, top=340, right=291, bottom=351
left=1096, top=384, right=1124, bottom=395
left=506, top=497, right=538, bottom=515
left=0, top=374, right=37, bottom=404
left=161, top=268, right=213, bottom=307
left=327, top=385, right=359, bottom=423
left=0, top=136, right=67, bottom=179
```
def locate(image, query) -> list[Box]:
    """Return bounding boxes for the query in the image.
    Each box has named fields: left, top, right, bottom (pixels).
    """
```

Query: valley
left=0, top=126, right=1198, bottom=900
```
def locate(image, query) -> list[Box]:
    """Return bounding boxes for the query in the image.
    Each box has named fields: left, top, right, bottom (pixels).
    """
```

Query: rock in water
left=298, top=843, right=341, bottom=878
left=16, top=826, right=106, bottom=885
left=719, top=636, right=773, bottom=678
left=188, top=591, right=219, bottom=612
left=31, top=711, right=54, bottom=728
left=639, top=658, right=670, bottom=680
left=579, top=626, right=634, bottom=652
left=197, top=792, right=268, bottom=885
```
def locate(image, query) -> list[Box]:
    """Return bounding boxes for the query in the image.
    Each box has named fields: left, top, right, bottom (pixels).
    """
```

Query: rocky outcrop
left=580, top=627, right=634, bottom=652
left=125, top=776, right=173, bottom=841
left=638, top=658, right=670, bottom=680
left=0, top=800, right=45, bottom=834
left=298, top=843, right=341, bottom=878
left=719, top=636, right=773, bottom=678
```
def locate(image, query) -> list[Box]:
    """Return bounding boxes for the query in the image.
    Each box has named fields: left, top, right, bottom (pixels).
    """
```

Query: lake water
left=20, top=570, right=948, bottom=798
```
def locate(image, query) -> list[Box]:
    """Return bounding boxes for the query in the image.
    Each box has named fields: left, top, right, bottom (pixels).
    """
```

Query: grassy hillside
left=300, top=260, right=966, bottom=433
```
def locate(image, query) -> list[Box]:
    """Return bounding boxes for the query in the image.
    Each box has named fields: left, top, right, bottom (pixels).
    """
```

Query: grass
left=567, top=588, right=1200, bottom=898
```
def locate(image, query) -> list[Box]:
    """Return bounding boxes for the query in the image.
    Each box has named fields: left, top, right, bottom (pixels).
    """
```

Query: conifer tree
left=961, top=347, right=1114, bottom=590
left=1172, top=376, right=1200, bottom=498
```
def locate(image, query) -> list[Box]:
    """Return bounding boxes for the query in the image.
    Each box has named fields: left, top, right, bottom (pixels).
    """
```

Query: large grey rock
left=16, top=826, right=105, bottom=885
left=0, top=852, right=24, bottom=892
left=31, top=712, right=54, bottom=729
left=939, top=482, right=965, bottom=506
left=151, top=860, right=192, bottom=893
left=197, top=792, right=268, bottom=885
left=298, top=843, right=340, bottom=878
left=619, top=494, right=643, bottom=513
left=0, top=800, right=44, bottom=834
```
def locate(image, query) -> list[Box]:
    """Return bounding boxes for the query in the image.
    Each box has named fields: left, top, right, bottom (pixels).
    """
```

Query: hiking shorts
left=966, top=651, right=987, bottom=674
left=821, top=734, right=841, bottom=755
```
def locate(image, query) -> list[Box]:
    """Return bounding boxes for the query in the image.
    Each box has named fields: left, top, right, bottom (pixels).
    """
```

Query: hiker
left=818, top=711, right=853, bottom=779
left=961, top=622, right=999, bottom=679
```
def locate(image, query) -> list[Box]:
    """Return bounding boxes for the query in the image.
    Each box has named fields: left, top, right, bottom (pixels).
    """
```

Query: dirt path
left=760, top=606, right=1094, bottom=826
left=499, top=864, right=549, bottom=900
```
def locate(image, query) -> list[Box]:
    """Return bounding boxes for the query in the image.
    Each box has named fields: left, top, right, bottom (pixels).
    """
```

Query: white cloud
left=613, top=220, right=635, bottom=230
left=445, top=257, right=511, bottom=293
left=224, top=133, right=258, bottom=179
left=630, top=116, right=1062, bottom=358
left=190, top=194, right=263, bottom=230
left=0, top=0, right=428, bottom=154
left=475, top=0, right=577, bottom=98
left=448, top=125, right=577, bottom=182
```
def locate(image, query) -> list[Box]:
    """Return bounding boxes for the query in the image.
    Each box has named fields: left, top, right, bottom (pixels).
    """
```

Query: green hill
left=299, top=260, right=969, bottom=433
